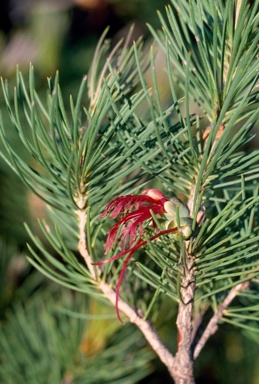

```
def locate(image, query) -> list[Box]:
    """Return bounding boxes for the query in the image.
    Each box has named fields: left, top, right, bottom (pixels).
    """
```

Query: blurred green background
left=0, top=1, right=258, bottom=383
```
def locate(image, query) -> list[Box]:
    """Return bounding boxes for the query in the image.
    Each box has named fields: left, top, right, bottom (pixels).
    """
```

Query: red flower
left=93, top=189, right=191, bottom=323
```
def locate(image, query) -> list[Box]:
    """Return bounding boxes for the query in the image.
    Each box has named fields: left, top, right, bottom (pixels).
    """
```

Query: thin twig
left=76, top=197, right=175, bottom=378
left=99, top=281, right=175, bottom=375
left=191, top=303, right=209, bottom=344
left=193, top=281, right=250, bottom=359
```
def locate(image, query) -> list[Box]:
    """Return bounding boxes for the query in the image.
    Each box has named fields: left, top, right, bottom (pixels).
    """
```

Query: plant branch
left=167, top=187, right=197, bottom=384
left=77, top=199, right=100, bottom=277
left=76, top=196, right=175, bottom=378
left=172, top=261, right=196, bottom=384
left=193, top=280, right=250, bottom=359
left=99, top=280, right=175, bottom=376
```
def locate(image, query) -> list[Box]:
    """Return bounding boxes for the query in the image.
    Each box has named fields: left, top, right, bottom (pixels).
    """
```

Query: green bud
left=180, top=217, right=193, bottom=240
left=164, top=217, right=193, bottom=240
left=164, top=198, right=189, bottom=220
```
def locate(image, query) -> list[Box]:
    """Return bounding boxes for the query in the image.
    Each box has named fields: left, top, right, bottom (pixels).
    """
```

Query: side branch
left=76, top=200, right=175, bottom=378
left=193, top=281, right=250, bottom=359
left=99, top=281, right=175, bottom=375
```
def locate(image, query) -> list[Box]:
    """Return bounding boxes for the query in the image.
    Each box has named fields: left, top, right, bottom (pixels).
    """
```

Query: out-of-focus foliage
left=0, top=284, right=154, bottom=384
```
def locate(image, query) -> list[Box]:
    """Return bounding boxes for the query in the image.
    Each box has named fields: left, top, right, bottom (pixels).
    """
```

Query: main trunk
left=172, top=261, right=195, bottom=384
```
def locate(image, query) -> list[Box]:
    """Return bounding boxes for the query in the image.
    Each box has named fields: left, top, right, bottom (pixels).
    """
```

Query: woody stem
left=76, top=196, right=176, bottom=378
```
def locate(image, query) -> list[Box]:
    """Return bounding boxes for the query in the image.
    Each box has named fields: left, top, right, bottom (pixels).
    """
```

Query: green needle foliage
left=0, top=0, right=259, bottom=382
left=0, top=287, right=153, bottom=384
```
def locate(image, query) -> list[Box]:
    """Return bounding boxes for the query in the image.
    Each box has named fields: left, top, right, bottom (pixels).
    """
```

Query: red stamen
left=104, top=205, right=165, bottom=253
left=93, top=227, right=178, bottom=323
left=93, top=189, right=182, bottom=322
left=100, top=194, right=163, bottom=219
left=115, top=249, right=138, bottom=324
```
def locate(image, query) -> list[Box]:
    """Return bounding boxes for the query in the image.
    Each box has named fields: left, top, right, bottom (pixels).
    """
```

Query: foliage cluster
left=0, top=0, right=259, bottom=383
